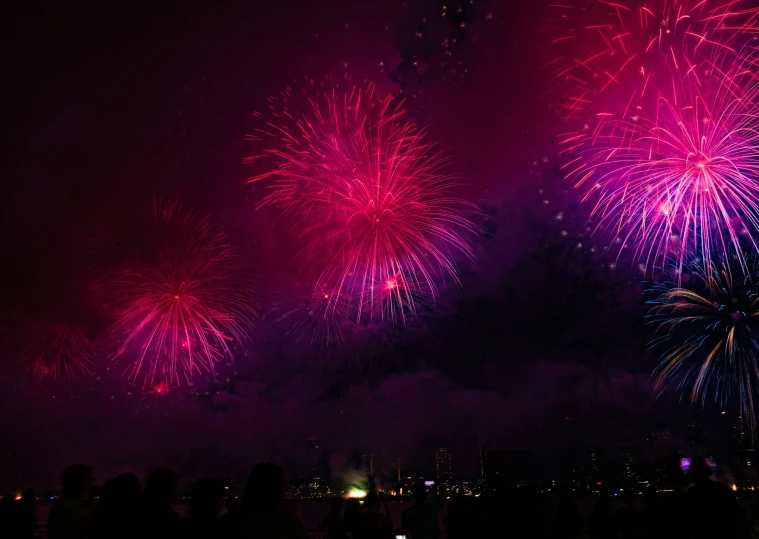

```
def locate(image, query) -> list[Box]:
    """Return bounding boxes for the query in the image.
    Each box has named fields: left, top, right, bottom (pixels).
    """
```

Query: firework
left=647, top=257, right=759, bottom=435
left=107, top=200, right=256, bottom=389
left=541, top=0, right=759, bottom=119
left=246, top=81, right=476, bottom=330
left=281, top=269, right=435, bottom=352
left=18, top=322, right=94, bottom=378
left=560, top=51, right=759, bottom=272
left=281, top=281, right=356, bottom=350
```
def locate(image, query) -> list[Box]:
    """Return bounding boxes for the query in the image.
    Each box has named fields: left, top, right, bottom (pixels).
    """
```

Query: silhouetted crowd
left=0, top=456, right=757, bottom=538
left=0, top=462, right=306, bottom=539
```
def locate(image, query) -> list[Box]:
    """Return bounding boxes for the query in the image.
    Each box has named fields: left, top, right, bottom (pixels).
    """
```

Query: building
left=686, top=421, right=705, bottom=447
left=360, top=453, right=373, bottom=477
left=436, top=448, right=453, bottom=492
left=588, top=448, right=599, bottom=481
left=478, top=437, right=496, bottom=479
left=621, top=448, right=637, bottom=483
left=306, top=438, right=325, bottom=482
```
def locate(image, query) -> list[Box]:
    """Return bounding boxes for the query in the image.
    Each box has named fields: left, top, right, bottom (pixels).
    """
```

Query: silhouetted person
left=231, top=462, right=306, bottom=538
left=344, top=497, right=362, bottom=537
left=684, top=456, right=743, bottom=539
left=478, top=480, right=513, bottom=537
left=553, top=487, right=584, bottom=538
left=616, top=491, right=644, bottom=539
left=91, top=473, right=141, bottom=539
left=140, top=468, right=179, bottom=539
left=444, top=496, right=478, bottom=539
left=642, top=488, right=670, bottom=539
left=401, top=484, right=442, bottom=539
left=318, top=496, right=348, bottom=539
left=587, top=496, right=617, bottom=539
left=749, top=489, right=759, bottom=538
left=355, top=491, right=392, bottom=539
left=512, top=486, right=549, bottom=539
left=11, top=488, right=37, bottom=539
left=221, top=495, right=240, bottom=535
left=0, top=493, right=15, bottom=531
left=48, top=464, right=94, bottom=539
left=179, top=476, right=225, bottom=539
left=0, top=493, right=21, bottom=539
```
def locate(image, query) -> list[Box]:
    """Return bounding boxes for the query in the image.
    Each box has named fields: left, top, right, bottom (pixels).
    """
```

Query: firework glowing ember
left=18, top=322, right=94, bottom=378
left=246, top=81, right=476, bottom=331
left=647, top=258, right=759, bottom=436
left=107, top=201, right=256, bottom=390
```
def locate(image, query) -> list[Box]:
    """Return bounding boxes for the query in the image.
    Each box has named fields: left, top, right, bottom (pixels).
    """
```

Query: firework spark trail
left=283, top=268, right=435, bottom=350
left=108, top=200, right=256, bottom=389
left=246, top=81, right=476, bottom=331
left=561, top=55, right=759, bottom=273
left=19, top=323, right=94, bottom=378
left=647, top=258, right=759, bottom=436
left=541, top=0, right=759, bottom=120
left=284, top=283, right=353, bottom=350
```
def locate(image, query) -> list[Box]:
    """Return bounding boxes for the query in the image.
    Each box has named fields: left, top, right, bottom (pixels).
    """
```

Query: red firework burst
left=19, top=322, right=94, bottom=378
left=541, top=0, right=759, bottom=119
left=107, top=200, right=256, bottom=389
left=246, top=81, right=476, bottom=330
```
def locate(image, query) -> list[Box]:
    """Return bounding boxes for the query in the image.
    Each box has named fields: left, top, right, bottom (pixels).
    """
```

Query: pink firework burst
left=19, top=322, right=94, bottom=378
left=562, top=54, right=759, bottom=272
left=107, top=200, right=256, bottom=389
left=541, top=0, right=759, bottom=119
left=247, top=81, right=476, bottom=330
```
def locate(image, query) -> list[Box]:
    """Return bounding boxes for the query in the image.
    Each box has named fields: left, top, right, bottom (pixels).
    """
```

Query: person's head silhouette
left=114, top=473, right=141, bottom=503
left=328, top=496, right=345, bottom=514
left=690, top=457, right=712, bottom=484
left=411, top=484, right=428, bottom=505
left=244, top=462, right=285, bottom=506
left=364, top=491, right=380, bottom=512
left=345, top=498, right=361, bottom=516
left=188, top=477, right=225, bottom=520
left=144, top=468, right=176, bottom=507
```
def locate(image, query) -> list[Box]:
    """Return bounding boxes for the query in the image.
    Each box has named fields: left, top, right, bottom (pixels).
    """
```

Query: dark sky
left=0, top=0, right=724, bottom=491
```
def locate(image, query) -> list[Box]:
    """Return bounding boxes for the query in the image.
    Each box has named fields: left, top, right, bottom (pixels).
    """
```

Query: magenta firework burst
left=19, top=322, right=94, bottom=378
left=562, top=56, right=759, bottom=273
left=247, top=81, right=476, bottom=330
left=107, top=200, right=256, bottom=389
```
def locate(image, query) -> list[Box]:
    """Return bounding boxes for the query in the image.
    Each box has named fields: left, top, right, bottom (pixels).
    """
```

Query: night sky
left=1, top=0, right=731, bottom=491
